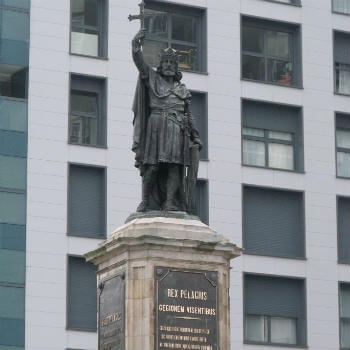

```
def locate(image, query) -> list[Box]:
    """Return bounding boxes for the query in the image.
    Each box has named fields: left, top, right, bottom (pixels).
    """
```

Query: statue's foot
left=164, top=200, right=178, bottom=211
left=136, top=200, right=148, bottom=212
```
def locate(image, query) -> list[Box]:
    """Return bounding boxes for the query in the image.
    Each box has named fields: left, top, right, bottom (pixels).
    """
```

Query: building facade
left=0, top=0, right=350, bottom=349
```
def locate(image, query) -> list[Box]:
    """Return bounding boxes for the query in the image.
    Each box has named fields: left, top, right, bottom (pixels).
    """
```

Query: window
left=340, top=283, right=350, bottom=349
left=0, top=98, right=27, bottom=286
left=0, top=5, right=29, bottom=98
left=243, top=127, right=294, bottom=170
left=69, top=74, right=106, bottom=147
left=190, top=91, right=208, bottom=160
left=242, top=100, right=303, bottom=172
left=336, top=113, right=350, bottom=177
left=333, top=0, right=350, bottom=15
left=243, top=186, right=305, bottom=258
left=67, top=256, right=97, bottom=331
left=195, top=179, right=209, bottom=225
left=144, top=1, right=206, bottom=72
left=0, top=285, right=25, bottom=348
left=242, top=16, right=302, bottom=87
left=68, top=164, right=106, bottom=238
left=70, top=0, right=108, bottom=57
left=244, top=274, right=306, bottom=346
left=338, top=197, right=350, bottom=264
left=334, top=31, right=350, bottom=95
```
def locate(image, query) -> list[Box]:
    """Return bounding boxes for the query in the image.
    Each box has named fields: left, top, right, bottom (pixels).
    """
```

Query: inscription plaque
left=155, top=268, right=218, bottom=350
left=98, top=273, right=125, bottom=350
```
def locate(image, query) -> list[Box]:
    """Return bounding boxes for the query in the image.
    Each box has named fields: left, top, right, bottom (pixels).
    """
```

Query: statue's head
left=157, top=48, right=182, bottom=82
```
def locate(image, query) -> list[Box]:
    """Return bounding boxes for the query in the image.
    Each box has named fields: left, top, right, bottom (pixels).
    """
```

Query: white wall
left=26, top=0, right=350, bottom=349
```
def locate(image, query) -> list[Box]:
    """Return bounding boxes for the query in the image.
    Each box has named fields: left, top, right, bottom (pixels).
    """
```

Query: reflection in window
left=336, top=129, right=350, bottom=177
left=143, top=4, right=205, bottom=72
left=242, top=19, right=299, bottom=86
left=0, top=65, right=27, bottom=99
left=69, top=75, right=106, bottom=147
left=243, top=127, right=294, bottom=170
left=70, top=0, right=107, bottom=57
left=333, top=0, right=350, bottom=14
left=334, top=31, right=350, bottom=95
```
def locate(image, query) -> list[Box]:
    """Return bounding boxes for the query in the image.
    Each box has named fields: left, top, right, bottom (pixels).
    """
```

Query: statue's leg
left=137, top=165, right=158, bottom=212
left=164, top=164, right=180, bottom=211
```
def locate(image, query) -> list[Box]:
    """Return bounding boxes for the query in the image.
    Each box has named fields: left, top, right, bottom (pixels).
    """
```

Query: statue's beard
left=161, top=69, right=176, bottom=77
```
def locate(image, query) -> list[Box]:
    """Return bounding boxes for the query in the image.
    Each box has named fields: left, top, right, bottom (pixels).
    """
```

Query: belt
left=151, top=109, right=186, bottom=128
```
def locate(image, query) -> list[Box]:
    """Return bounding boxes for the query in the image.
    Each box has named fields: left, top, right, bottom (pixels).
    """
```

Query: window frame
left=242, top=126, right=295, bottom=171
left=241, top=15, right=302, bottom=88
left=335, top=112, right=350, bottom=179
left=260, top=0, right=301, bottom=6
left=69, top=0, right=108, bottom=59
left=144, top=0, right=207, bottom=73
left=339, top=282, right=350, bottom=350
left=67, top=162, right=107, bottom=239
left=68, top=73, right=107, bottom=148
left=243, top=273, right=308, bottom=348
left=332, top=0, right=350, bottom=16
left=333, top=30, right=350, bottom=96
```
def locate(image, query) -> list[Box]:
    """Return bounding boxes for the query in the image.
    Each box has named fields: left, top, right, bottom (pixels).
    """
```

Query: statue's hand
left=193, top=138, right=203, bottom=151
left=132, top=29, right=146, bottom=48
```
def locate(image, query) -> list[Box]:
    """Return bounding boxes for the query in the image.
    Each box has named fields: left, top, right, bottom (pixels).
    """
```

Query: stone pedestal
left=85, top=216, right=241, bottom=350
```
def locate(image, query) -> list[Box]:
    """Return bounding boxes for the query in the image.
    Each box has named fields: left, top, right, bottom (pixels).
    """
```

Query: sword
left=128, top=0, right=146, bottom=31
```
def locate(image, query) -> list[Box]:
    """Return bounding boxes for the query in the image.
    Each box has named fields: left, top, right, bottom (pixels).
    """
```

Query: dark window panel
left=243, top=186, right=305, bottom=258
left=195, top=179, right=209, bottom=225
left=190, top=91, right=208, bottom=160
left=68, top=164, right=106, bottom=238
left=67, top=256, right=97, bottom=330
left=338, top=197, right=350, bottom=263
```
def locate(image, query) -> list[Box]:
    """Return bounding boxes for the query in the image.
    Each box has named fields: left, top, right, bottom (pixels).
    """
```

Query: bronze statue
left=130, top=5, right=203, bottom=214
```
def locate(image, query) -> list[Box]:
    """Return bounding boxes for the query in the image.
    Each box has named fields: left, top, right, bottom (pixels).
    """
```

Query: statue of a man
left=131, top=29, right=203, bottom=213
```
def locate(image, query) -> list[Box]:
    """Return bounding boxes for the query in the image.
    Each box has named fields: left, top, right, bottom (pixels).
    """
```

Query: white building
left=0, top=0, right=350, bottom=349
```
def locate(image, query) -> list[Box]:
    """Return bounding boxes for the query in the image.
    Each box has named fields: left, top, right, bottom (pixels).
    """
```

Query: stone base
left=125, top=210, right=200, bottom=223
left=86, top=217, right=241, bottom=350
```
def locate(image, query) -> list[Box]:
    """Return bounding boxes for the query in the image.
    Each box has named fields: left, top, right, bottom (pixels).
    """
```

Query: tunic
left=142, top=69, right=191, bottom=165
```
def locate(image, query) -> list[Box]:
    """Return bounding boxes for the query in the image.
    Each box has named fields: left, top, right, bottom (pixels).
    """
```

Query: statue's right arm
left=132, top=30, right=149, bottom=79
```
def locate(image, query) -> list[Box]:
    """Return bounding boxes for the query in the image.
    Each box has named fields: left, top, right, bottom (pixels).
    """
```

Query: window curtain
left=268, top=143, right=294, bottom=170
left=245, top=315, right=267, bottom=342
left=243, top=140, right=265, bottom=166
left=271, top=317, right=297, bottom=344
left=266, top=31, right=290, bottom=59
left=338, top=66, right=350, bottom=95
left=334, top=0, right=350, bottom=14
left=337, top=152, right=350, bottom=177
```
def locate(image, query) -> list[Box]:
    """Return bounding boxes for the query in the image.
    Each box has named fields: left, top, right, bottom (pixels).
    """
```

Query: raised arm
left=132, top=29, right=149, bottom=79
